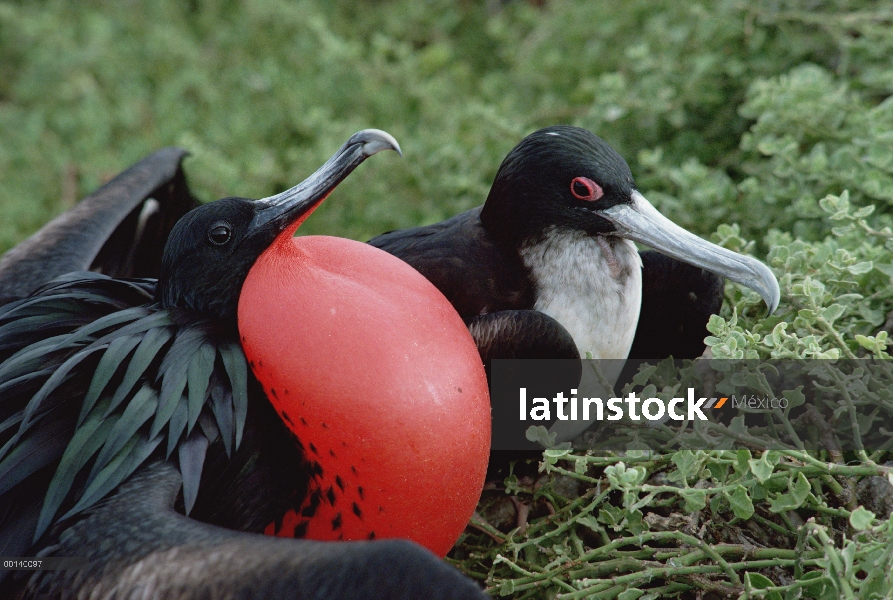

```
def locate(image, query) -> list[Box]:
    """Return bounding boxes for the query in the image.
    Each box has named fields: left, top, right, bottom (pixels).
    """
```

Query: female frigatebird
left=372, top=125, right=779, bottom=361
left=0, top=130, right=489, bottom=600
left=370, top=125, right=780, bottom=441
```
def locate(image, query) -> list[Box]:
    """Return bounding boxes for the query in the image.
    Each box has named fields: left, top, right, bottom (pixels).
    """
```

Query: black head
left=157, top=129, right=401, bottom=320
left=481, top=125, right=780, bottom=312
left=157, top=197, right=270, bottom=320
left=481, top=126, right=635, bottom=246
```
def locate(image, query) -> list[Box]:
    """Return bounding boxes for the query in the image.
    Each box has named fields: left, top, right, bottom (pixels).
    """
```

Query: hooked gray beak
left=603, top=191, right=780, bottom=313
left=249, top=129, right=401, bottom=232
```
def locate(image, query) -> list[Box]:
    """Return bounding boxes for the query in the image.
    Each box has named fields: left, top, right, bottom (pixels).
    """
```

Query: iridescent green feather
left=0, top=273, right=250, bottom=544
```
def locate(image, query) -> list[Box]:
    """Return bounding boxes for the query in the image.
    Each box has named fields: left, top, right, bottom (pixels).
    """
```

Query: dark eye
left=570, top=177, right=604, bottom=201
left=208, top=221, right=232, bottom=246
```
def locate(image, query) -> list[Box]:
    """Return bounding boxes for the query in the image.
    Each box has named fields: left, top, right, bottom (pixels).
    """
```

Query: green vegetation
left=3, top=0, right=893, bottom=597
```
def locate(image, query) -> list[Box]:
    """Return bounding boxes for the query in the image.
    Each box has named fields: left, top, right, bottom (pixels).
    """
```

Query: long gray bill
left=603, top=191, right=780, bottom=313
left=249, top=129, right=401, bottom=231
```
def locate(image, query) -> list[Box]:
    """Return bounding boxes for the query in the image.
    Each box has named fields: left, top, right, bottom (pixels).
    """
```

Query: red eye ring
left=570, top=177, right=603, bottom=201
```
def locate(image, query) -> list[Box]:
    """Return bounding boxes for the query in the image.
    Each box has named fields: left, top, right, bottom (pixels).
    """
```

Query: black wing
left=0, top=275, right=251, bottom=561
left=628, top=250, right=724, bottom=360
left=0, top=147, right=197, bottom=304
left=370, top=207, right=533, bottom=318
left=12, top=462, right=485, bottom=600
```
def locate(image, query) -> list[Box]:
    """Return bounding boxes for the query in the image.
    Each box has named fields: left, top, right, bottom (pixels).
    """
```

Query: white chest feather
left=520, top=231, right=643, bottom=360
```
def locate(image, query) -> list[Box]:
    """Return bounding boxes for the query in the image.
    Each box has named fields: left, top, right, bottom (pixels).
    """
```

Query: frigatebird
left=370, top=126, right=780, bottom=442
left=0, top=131, right=488, bottom=600
left=370, top=125, right=779, bottom=362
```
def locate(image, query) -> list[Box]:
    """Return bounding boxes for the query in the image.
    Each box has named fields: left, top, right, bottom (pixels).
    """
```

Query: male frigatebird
left=370, top=126, right=780, bottom=441
left=0, top=131, right=489, bottom=600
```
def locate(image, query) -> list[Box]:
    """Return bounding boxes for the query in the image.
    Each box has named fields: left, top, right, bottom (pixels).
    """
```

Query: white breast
left=520, top=229, right=643, bottom=362
left=522, top=230, right=643, bottom=443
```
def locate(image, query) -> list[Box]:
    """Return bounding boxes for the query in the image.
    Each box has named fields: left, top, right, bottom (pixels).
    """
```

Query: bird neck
left=519, top=229, right=643, bottom=361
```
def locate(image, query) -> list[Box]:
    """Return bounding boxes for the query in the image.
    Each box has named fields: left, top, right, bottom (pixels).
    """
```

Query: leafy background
left=2, top=0, right=893, bottom=597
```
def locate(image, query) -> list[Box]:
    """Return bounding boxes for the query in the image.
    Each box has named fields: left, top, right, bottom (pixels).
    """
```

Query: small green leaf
left=744, top=572, right=781, bottom=600
left=769, top=472, right=811, bottom=513
left=678, top=488, right=706, bottom=513
left=525, top=425, right=556, bottom=447
left=725, top=485, right=754, bottom=519
left=744, top=572, right=774, bottom=588
left=672, top=450, right=704, bottom=481
left=576, top=515, right=603, bottom=535
left=847, top=261, right=873, bottom=275
left=789, top=472, right=810, bottom=505
left=820, top=304, right=844, bottom=324
left=849, top=505, right=876, bottom=531
left=781, top=386, right=805, bottom=415
left=749, top=455, right=776, bottom=483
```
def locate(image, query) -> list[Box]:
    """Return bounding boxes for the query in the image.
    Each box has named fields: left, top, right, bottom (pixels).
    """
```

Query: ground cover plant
left=2, top=0, right=892, bottom=597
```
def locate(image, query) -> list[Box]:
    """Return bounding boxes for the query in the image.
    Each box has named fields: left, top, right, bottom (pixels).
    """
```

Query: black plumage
left=371, top=126, right=778, bottom=364
left=0, top=147, right=197, bottom=305
left=0, top=132, right=486, bottom=600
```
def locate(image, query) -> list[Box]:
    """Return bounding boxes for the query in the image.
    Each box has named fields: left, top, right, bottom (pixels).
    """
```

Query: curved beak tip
left=763, top=275, right=781, bottom=315
left=351, top=128, right=402, bottom=158
left=608, top=191, right=782, bottom=317
left=745, top=259, right=781, bottom=315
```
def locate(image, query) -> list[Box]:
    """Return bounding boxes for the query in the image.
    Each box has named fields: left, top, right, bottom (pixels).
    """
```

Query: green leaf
left=725, top=485, right=754, bottom=519
left=820, top=304, right=844, bottom=324
left=605, top=462, right=646, bottom=488
left=543, top=447, right=572, bottom=461
left=734, top=449, right=752, bottom=475
left=769, top=473, right=811, bottom=512
left=672, top=449, right=704, bottom=482
left=744, top=572, right=774, bottom=588
left=847, top=261, right=873, bottom=275
left=797, top=570, right=832, bottom=598
left=748, top=453, right=776, bottom=483
left=525, top=425, right=556, bottom=447
left=576, top=515, right=603, bottom=535
left=781, top=386, right=805, bottom=415
left=745, top=572, right=781, bottom=600
left=849, top=505, right=876, bottom=531
left=597, top=505, right=626, bottom=530
left=678, top=488, right=706, bottom=513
